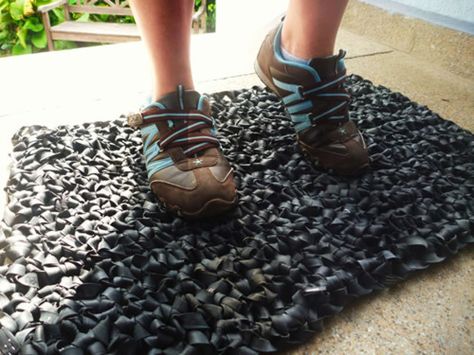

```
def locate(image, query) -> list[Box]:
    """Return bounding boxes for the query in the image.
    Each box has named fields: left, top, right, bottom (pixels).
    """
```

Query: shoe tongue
left=155, top=85, right=202, bottom=110
left=308, top=49, right=346, bottom=80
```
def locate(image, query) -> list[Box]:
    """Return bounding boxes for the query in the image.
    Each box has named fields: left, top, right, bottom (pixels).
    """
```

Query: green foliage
left=0, top=0, right=77, bottom=56
left=0, top=0, right=216, bottom=57
left=195, top=0, right=216, bottom=32
left=206, top=0, right=216, bottom=32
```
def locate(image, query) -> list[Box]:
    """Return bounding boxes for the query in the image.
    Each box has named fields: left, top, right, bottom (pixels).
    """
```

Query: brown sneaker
left=127, top=86, right=237, bottom=218
left=255, top=23, right=369, bottom=176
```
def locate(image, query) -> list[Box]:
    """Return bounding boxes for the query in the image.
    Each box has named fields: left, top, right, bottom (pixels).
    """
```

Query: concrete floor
left=0, top=23, right=473, bottom=355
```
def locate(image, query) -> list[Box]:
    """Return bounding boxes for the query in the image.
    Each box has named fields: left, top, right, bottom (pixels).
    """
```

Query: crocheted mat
left=1, top=75, right=473, bottom=354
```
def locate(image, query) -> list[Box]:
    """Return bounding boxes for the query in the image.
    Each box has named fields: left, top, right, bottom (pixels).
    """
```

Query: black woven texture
left=1, top=75, right=473, bottom=354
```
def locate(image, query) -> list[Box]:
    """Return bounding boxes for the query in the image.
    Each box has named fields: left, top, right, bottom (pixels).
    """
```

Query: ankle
left=281, top=46, right=308, bottom=64
left=152, top=67, right=195, bottom=101
left=153, top=83, right=195, bottom=101
left=281, top=22, right=335, bottom=59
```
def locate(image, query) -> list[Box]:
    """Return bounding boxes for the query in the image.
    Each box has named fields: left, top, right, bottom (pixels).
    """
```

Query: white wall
left=361, top=0, right=474, bottom=34
left=216, top=0, right=473, bottom=37
left=391, top=0, right=474, bottom=23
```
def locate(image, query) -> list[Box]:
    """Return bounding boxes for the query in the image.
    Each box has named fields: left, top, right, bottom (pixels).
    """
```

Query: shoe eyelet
left=127, top=112, right=144, bottom=128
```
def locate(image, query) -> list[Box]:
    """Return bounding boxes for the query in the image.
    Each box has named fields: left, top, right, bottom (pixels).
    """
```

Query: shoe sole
left=160, top=195, right=238, bottom=220
left=298, top=141, right=370, bottom=177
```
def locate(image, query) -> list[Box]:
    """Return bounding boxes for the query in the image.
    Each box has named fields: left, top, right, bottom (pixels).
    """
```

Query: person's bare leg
left=281, top=0, right=349, bottom=59
left=129, top=0, right=194, bottom=100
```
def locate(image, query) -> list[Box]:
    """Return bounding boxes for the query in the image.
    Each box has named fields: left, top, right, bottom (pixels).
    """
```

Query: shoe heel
left=254, top=60, right=279, bottom=95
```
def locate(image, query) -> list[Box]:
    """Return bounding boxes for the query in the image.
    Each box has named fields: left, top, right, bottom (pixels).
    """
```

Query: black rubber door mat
left=1, top=75, right=473, bottom=354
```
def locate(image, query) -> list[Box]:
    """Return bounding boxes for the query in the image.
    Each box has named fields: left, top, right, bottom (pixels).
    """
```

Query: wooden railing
left=38, top=0, right=208, bottom=51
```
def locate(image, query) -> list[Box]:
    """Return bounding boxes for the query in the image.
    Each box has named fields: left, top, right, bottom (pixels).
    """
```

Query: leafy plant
left=195, top=0, right=216, bottom=32
left=0, top=0, right=216, bottom=57
left=0, top=0, right=76, bottom=56
left=206, top=0, right=216, bottom=32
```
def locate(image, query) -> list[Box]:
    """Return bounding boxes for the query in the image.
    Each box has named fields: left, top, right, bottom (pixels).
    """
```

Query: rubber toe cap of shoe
left=300, top=131, right=369, bottom=176
left=151, top=167, right=237, bottom=218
